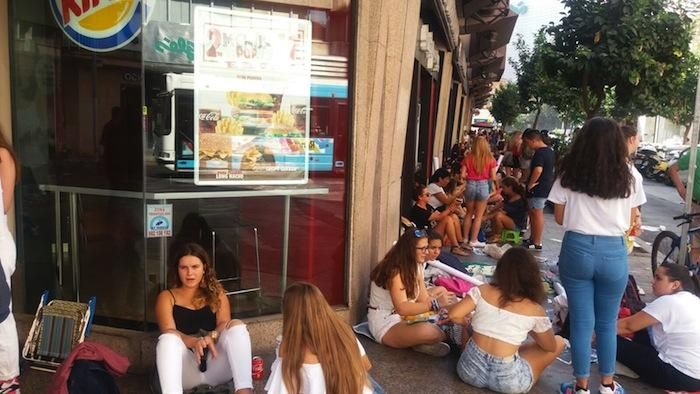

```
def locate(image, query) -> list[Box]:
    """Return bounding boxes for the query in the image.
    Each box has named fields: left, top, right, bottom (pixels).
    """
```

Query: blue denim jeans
left=457, top=339, right=534, bottom=393
left=465, top=180, right=490, bottom=201
left=559, top=231, right=628, bottom=378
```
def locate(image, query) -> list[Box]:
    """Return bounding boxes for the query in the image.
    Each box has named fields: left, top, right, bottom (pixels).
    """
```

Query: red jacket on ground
left=50, top=341, right=130, bottom=394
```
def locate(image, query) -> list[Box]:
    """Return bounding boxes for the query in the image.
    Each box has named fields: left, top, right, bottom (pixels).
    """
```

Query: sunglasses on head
left=413, top=229, right=427, bottom=238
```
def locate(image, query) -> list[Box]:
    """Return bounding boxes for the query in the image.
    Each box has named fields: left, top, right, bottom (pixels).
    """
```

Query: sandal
left=451, top=246, right=469, bottom=256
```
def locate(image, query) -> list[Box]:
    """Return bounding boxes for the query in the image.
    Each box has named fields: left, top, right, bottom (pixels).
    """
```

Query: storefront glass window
left=10, top=0, right=353, bottom=329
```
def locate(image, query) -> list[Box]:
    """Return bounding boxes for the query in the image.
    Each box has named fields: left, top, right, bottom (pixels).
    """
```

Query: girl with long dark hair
left=616, top=263, right=700, bottom=392
left=549, top=118, right=646, bottom=394
left=367, top=230, right=451, bottom=356
left=155, top=243, right=253, bottom=394
left=449, top=247, right=565, bottom=393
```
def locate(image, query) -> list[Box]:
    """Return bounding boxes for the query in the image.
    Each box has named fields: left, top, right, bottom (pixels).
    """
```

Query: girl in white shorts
left=367, top=229, right=452, bottom=357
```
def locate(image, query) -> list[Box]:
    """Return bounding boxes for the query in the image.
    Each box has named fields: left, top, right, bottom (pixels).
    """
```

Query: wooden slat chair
left=22, top=291, right=96, bottom=372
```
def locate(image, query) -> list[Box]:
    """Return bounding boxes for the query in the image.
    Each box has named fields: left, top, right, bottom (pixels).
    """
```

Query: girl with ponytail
left=616, top=263, right=700, bottom=392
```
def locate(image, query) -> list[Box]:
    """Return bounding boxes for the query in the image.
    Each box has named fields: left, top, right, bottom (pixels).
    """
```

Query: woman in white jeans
left=155, top=243, right=253, bottom=394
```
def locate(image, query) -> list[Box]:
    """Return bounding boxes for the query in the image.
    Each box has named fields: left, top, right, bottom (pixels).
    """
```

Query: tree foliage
left=542, top=0, right=694, bottom=120
left=490, top=82, right=524, bottom=127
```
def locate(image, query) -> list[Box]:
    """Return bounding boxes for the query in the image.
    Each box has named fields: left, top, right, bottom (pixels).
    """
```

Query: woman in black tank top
left=155, top=243, right=253, bottom=393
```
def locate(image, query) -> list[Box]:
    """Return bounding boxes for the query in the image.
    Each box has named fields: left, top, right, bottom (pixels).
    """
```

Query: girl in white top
left=367, top=229, right=453, bottom=357
left=548, top=118, right=646, bottom=394
left=448, top=247, right=565, bottom=393
left=0, top=130, right=19, bottom=393
left=265, top=282, right=376, bottom=394
left=616, top=263, right=700, bottom=392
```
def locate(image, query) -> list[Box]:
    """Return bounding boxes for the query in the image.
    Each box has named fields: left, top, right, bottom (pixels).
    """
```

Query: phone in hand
left=199, top=347, right=209, bottom=372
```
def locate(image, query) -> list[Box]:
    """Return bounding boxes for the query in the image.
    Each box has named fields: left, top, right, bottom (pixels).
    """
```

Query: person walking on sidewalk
left=460, top=136, right=499, bottom=249
left=522, top=129, right=555, bottom=250
left=0, top=129, right=19, bottom=394
left=548, top=117, right=646, bottom=394
left=616, top=263, right=700, bottom=392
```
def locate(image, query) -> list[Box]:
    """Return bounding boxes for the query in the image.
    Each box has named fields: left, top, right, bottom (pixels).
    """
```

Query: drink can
left=252, top=356, right=264, bottom=380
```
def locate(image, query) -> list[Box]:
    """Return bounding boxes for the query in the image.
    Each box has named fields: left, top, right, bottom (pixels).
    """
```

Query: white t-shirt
left=427, top=183, right=445, bottom=210
left=547, top=167, right=646, bottom=236
left=265, top=338, right=372, bottom=394
left=643, top=291, right=700, bottom=379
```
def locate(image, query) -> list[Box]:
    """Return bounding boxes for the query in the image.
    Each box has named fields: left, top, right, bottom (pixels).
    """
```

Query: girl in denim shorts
left=447, top=248, right=565, bottom=393
left=460, top=136, right=499, bottom=249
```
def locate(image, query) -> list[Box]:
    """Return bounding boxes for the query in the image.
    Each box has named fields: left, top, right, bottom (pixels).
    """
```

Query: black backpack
left=621, top=274, right=646, bottom=314
left=68, top=360, right=119, bottom=394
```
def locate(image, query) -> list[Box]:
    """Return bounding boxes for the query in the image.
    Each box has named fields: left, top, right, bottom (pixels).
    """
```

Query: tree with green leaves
left=659, top=54, right=700, bottom=142
left=510, top=31, right=562, bottom=128
left=490, top=82, right=524, bottom=128
left=542, top=0, right=694, bottom=120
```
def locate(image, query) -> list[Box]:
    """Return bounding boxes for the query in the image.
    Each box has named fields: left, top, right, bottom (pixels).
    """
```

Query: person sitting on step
left=155, top=242, right=253, bottom=394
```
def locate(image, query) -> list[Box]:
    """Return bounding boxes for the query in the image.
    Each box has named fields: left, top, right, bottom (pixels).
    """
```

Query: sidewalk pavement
left=18, top=209, right=663, bottom=393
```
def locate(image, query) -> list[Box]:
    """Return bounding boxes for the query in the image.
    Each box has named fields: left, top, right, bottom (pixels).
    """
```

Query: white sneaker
left=412, top=341, right=450, bottom=357
left=598, top=381, right=625, bottom=394
left=469, top=240, right=486, bottom=248
left=615, top=361, right=639, bottom=379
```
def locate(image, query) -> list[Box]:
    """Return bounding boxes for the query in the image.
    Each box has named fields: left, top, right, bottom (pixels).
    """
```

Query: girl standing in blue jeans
left=548, top=117, right=646, bottom=394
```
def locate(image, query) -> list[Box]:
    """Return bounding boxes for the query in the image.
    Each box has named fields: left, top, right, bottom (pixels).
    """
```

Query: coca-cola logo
left=199, top=111, right=220, bottom=121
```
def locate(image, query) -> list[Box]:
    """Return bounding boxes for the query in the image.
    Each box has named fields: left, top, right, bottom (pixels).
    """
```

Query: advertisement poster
left=193, top=7, right=312, bottom=185
left=146, top=204, right=173, bottom=238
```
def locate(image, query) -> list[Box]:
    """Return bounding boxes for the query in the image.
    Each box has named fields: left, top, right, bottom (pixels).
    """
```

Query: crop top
left=468, top=287, right=552, bottom=346
left=169, top=289, right=216, bottom=335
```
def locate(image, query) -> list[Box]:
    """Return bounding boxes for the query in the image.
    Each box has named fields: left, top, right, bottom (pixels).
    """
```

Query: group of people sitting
left=154, top=119, right=700, bottom=394
left=156, top=243, right=380, bottom=394
left=410, top=130, right=548, bottom=254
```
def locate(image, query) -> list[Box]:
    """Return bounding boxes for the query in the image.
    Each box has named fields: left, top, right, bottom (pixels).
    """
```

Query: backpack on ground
left=621, top=274, right=646, bottom=314
left=68, top=360, right=119, bottom=394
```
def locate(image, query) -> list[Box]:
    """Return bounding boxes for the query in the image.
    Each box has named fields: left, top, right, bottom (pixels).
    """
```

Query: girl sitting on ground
left=616, top=263, right=700, bottom=392
left=486, top=176, right=528, bottom=242
left=447, top=247, right=565, bottom=393
left=155, top=243, right=253, bottom=394
left=422, top=231, right=457, bottom=304
left=409, top=185, right=469, bottom=256
left=368, top=229, right=453, bottom=357
left=266, top=282, right=379, bottom=394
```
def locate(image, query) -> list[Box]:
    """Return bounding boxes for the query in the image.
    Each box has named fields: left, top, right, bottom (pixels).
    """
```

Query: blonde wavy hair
left=169, top=242, right=223, bottom=312
left=280, top=282, right=369, bottom=394
left=469, top=136, right=494, bottom=174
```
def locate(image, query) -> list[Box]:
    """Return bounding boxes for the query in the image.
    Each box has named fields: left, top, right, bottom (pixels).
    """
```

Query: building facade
left=0, top=0, right=515, bottom=341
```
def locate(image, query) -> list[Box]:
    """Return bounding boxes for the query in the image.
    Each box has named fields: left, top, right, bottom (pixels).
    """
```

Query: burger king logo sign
left=49, top=0, right=152, bottom=52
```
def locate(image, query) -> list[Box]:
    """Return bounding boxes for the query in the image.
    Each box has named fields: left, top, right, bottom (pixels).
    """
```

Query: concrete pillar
left=432, top=52, right=453, bottom=167
left=450, top=84, right=463, bottom=147
left=347, top=0, right=421, bottom=322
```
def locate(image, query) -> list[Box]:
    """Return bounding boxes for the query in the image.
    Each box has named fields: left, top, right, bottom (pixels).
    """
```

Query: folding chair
left=22, top=291, right=96, bottom=372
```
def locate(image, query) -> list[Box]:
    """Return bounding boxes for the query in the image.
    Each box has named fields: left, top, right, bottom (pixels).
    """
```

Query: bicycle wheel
left=651, top=230, right=682, bottom=273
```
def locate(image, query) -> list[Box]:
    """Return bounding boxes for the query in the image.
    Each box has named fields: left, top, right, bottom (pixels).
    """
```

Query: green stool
left=501, top=230, right=521, bottom=244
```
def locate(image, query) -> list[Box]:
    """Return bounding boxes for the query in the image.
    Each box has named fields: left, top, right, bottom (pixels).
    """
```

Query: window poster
left=193, top=7, right=312, bottom=185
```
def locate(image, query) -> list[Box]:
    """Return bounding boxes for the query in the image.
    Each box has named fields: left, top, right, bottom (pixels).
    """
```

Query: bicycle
left=651, top=212, right=700, bottom=275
